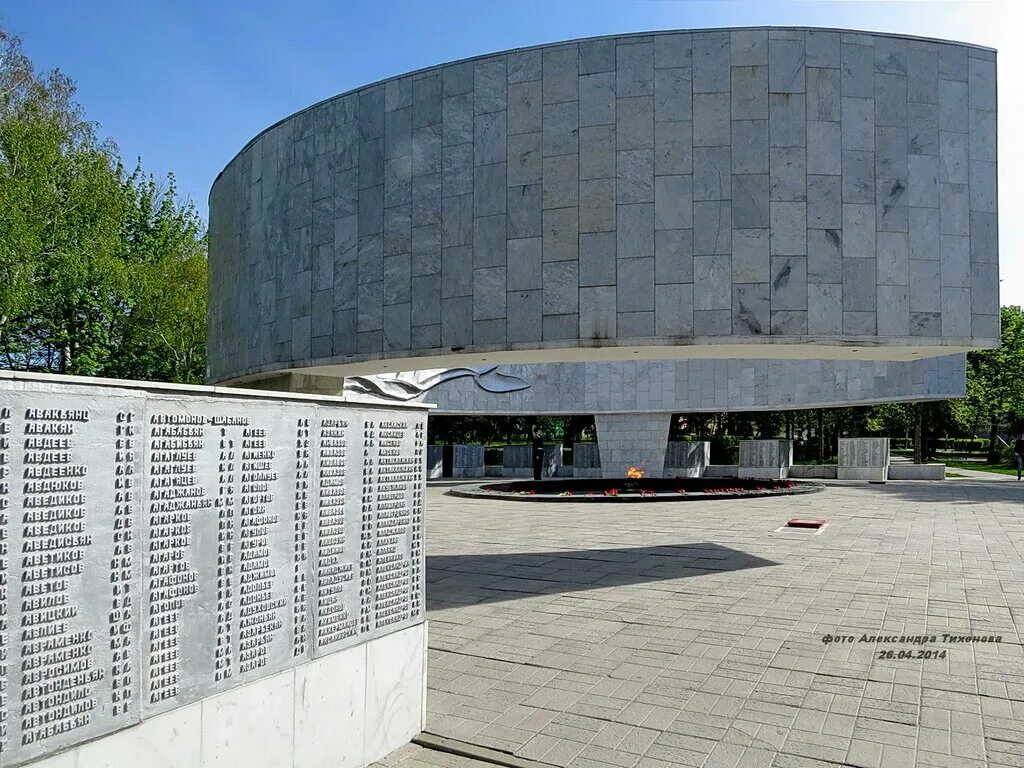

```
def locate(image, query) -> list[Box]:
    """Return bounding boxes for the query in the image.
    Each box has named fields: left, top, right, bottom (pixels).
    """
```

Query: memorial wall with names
left=0, top=376, right=427, bottom=767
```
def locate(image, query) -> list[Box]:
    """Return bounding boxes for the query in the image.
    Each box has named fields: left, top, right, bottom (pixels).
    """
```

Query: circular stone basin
left=447, top=477, right=824, bottom=502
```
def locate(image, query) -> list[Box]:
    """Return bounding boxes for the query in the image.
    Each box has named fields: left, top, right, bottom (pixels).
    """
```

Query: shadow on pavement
left=426, top=543, right=777, bottom=608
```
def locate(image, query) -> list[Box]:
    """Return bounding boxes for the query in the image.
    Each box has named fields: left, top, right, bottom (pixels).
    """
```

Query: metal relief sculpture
left=344, top=366, right=530, bottom=402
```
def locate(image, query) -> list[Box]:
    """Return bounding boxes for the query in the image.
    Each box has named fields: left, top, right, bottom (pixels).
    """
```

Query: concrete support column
left=594, top=413, right=672, bottom=479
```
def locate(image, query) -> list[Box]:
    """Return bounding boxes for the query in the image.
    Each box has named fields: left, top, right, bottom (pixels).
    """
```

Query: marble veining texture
left=208, top=28, right=999, bottom=383
left=412, top=355, right=966, bottom=414
left=20, top=625, right=426, bottom=768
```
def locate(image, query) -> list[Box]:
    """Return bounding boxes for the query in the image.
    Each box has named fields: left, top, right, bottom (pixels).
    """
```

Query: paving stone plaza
left=380, top=481, right=1023, bottom=768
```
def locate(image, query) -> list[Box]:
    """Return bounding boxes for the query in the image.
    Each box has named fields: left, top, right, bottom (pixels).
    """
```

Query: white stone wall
left=838, top=437, right=890, bottom=480
left=26, top=624, right=426, bottom=768
left=572, top=443, right=602, bottom=478
left=452, top=444, right=484, bottom=477
left=739, top=439, right=793, bottom=479
left=665, top=441, right=711, bottom=477
left=208, top=28, right=999, bottom=384
left=415, top=355, right=966, bottom=414
left=595, top=413, right=671, bottom=478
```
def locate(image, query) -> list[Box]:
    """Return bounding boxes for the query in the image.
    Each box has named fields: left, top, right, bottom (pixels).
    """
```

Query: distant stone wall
left=595, top=413, right=671, bottom=478
left=665, top=441, right=711, bottom=477
left=739, top=439, right=793, bottom=479
left=838, top=437, right=890, bottom=480
left=573, top=443, right=602, bottom=478
left=452, top=444, right=484, bottom=477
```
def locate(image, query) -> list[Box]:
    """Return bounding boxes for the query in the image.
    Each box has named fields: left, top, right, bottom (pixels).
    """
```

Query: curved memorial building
left=208, top=27, right=999, bottom=385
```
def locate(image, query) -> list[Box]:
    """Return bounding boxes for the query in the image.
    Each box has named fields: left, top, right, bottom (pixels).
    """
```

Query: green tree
left=966, top=306, right=1024, bottom=462
left=0, top=26, right=207, bottom=383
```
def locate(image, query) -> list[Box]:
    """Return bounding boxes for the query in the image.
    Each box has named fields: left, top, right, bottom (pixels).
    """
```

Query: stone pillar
left=594, top=413, right=672, bottom=478
left=665, top=441, right=711, bottom=478
left=739, top=439, right=793, bottom=479
left=838, top=437, right=890, bottom=481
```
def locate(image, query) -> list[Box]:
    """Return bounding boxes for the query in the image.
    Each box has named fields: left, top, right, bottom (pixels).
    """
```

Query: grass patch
left=944, top=460, right=1020, bottom=477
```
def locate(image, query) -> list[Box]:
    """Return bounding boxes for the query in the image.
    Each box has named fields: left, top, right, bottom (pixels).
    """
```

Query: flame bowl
left=447, top=477, right=824, bottom=502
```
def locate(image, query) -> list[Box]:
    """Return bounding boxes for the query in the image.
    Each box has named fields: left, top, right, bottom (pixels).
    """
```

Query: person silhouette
left=532, top=433, right=544, bottom=481
left=1015, top=435, right=1024, bottom=481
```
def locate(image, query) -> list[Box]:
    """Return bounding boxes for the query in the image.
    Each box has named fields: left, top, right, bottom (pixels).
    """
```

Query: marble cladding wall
left=26, top=624, right=426, bottom=768
left=839, top=437, right=891, bottom=467
left=595, top=413, right=671, bottom=477
left=208, top=28, right=999, bottom=383
left=418, top=355, right=966, bottom=413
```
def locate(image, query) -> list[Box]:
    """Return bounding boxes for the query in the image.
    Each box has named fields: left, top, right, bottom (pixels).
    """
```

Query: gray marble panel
left=617, top=96, right=655, bottom=150
left=543, top=207, right=579, bottom=262
left=655, top=228, right=694, bottom=284
left=655, top=68, right=692, bottom=122
left=580, top=73, right=616, bottom=127
left=731, top=65, right=768, bottom=120
left=542, top=261, right=580, bottom=314
left=580, top=285, right=617, bottom=339
left=655, top=283, right=694, bottom=335
left=769, top=93, right=806, bottom=147
left=807, top=68, right=840, bottom=121
left=769, top=38, right=806, bottom=94
left=543, top=46, right=578, bottom=104
left=655, top=120, right=693, bottom=175
left=731, top=119, right=768, bottom=174
left=732, top=228, right=770, bottom=283
left=210, top=30, right=1000, bottom=383
left=617, top=41, right=655, bottom=97
left=580, top=231, right=618, bottom=286
left=655, top=174, right=694, bottom=229
left=807, top=175, right=841, bottom=229
left=733, top=282, right=770, bottom=335
left=693, top=33, right=730, bottom=93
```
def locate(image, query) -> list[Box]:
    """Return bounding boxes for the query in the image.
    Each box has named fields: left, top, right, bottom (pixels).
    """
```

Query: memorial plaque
left=0, top=377, right=428, bottom=767
left=1, top=393, right=144, bottom=767
left=311, top=415, right=360, bottom=654
left=361, top=411, right=424, bottom=639
left=1, top=406, right=11, bottom=759
left=312, top=407, right=425, bottom=656
left=140, top=397, right=306, bottom=718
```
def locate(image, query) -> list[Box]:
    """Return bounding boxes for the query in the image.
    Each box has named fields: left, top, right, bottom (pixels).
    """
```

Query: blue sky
left=5, top=0, right=1020, bottom=300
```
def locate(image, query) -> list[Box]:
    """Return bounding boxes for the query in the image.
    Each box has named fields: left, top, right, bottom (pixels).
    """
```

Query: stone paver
left=373, top=743, right=500, bottom=768
left=416, top=481, right=1024, bottom=768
